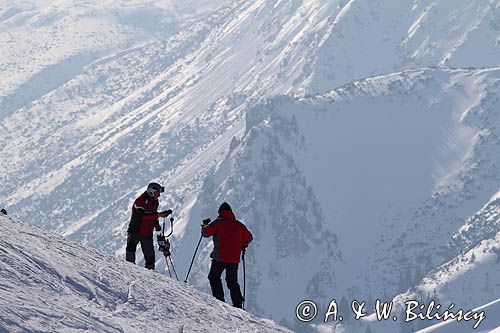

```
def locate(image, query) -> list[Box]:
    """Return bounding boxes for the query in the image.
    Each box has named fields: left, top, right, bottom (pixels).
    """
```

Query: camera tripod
left=157, top=217, right=179, bottom=281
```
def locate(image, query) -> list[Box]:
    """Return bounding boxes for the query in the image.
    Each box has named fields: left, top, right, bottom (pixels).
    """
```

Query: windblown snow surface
left=0, top=214, right=290, bottom=333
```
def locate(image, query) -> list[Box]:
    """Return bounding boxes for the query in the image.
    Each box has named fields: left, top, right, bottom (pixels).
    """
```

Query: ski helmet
left=218, top=202, right=232, bottom=213
left=147, top=182, right=164, bottom=197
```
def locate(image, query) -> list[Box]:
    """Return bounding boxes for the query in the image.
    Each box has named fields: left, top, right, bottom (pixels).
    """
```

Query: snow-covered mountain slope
left=0, top=0, right=229, bottom=102
left=416, top=299, right=500, bottom=333
left=2, top=0, right=498, bottom=246
left=425, top=189, right=500, bottom=310
left=305, top=0, right=500, bottom=93
left=328, top=188, right=500, bottom=332
left=0, top=213, right=291, bottom=333
left=191, top=67, right=500, bottom=331
left=1, top=1, right=499, bottom=332
left=322, top=298, right=500, bottom=333
left=380, top=190, right=500, bottom=333
left=451, top=190, right=500, bottom=257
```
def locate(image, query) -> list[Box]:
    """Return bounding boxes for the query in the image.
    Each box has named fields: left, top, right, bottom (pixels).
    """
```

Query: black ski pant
left=208, top=260, right=244, bottom=308
left=126, top=233, right=155, bottom=270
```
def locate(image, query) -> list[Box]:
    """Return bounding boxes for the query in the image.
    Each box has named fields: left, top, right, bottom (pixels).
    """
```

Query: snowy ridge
left=342, top=207, right=499, bottom=333
left=306, top=0, right=500, bottom=93
left=341, top=298, right=500, bottom=333
left=0, top=214, right=290, bottom=333
left=416, top=299, right=500, bottom=333
left=391, top=190, right=500, bottom=330
left=451, top=190, right=500, bottom=256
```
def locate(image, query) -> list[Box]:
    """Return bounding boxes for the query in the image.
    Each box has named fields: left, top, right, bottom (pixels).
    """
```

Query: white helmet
left=146, top=182, right=164, bottom=197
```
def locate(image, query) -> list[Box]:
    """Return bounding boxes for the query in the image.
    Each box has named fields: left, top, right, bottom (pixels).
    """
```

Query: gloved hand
left=158, top=209, right=172, bottom=218
left=241, top=248, right=247, bottom=260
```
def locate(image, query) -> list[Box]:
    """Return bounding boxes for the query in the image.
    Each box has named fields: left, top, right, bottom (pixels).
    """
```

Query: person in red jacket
left=202, top=202, right=253, bottom=308
left=126, top=182, right=172, bottom=270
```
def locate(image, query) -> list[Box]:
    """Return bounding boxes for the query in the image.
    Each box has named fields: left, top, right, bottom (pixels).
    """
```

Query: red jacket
left=202, top=211, right=253, bottom=263
left=128, top=192, right=160, bottom=237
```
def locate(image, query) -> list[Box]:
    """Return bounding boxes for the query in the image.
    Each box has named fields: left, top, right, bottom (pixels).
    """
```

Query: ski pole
left=242, top=248, right=246, bottom=310
left=184, top=218, right=211, bottom=283
left=184, top=235, right=202, bottom=283
left=168, top=256, right=179, bottom=281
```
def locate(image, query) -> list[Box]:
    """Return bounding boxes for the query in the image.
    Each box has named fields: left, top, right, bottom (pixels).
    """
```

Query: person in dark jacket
left=126, top=182, right=172, bottom=270
left=202, top=202, right=253, bottom=308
